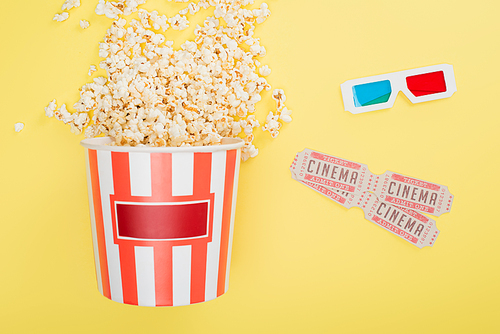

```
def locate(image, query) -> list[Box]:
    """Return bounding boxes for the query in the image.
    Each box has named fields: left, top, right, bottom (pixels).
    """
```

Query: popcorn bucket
left=81, top=137, right=244, bottom=306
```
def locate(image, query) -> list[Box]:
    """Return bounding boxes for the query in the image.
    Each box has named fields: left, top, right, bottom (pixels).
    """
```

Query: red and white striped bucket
left=81, top=137, right=244, bottom=306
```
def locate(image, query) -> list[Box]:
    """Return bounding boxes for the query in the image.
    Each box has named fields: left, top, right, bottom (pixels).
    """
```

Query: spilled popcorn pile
left=46, top=0, right=291, bottom=161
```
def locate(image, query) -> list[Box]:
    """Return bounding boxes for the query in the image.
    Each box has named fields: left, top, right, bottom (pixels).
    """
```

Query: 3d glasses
left=340, top=64, right=457, bottom=114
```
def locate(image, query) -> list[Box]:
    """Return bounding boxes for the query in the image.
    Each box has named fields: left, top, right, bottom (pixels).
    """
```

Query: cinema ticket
left=290, top=149, right=452, bottom=248
left=291, top=149, right=454, bottom=216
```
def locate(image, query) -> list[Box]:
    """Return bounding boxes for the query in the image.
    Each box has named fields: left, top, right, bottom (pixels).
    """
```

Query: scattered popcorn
left=80, top=20, right=90, bottom=29
left=88, top=64, right=97, bottom=76
left=62, top=0, right=81, bottom=11
left=241, top=142, right=258, bottom=161
left=53, top=12, right=69, bottom=22
left=187, top=2, right=200, bottom=15
left=54, top=104, right=72, bottom=123
left=259, top=65, right=271, bottom=76
left=240, top=116, right=260, bottom=136
left=52, top=104, right=89, bottom=134
left=279, top=107, right=292, bottom=123
left=149, top=11, right=169, bottom=31
left=168, top=14, right=189, bottom=30
left=95, top=0, right=147, bottom=19
left=48, top=0, right=292, bottom=160
left=253, top=3, right=271, bottom=24
left=262, top=111, right=281, bottom=138
left=45, top=99, right=58, bottom=117
left=272, top=88, right=286, bottom=109
left=14, top=123, right=25, bottom=132
left=95, top=0, right=121, bottom=19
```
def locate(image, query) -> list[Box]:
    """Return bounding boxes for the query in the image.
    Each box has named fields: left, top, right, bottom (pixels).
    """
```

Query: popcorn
left=259, top=65, right=271, bottom=76
left=62, top=0, right=80, bottom=11
left=88, top=65, right=97, bottom=76
left=240, top=116, right=260, bottom=136
left=54, top=104, right=72, bottom=123
left=95, top=0, right=122, bottom=19
left=45, top=99, right=57, bottom=117
left=168, top=14, right=189, bottom=30
left=187, top=3, right=200, bottom=15
left=149, top=11, right=169, bottom=31
left=272, top=88, right=286, bottom=109
left=14, top=123, right=25, bottom=132
left=262, top=111, right=281, bottom=138
left=51, top=103, right=89, bottom=134
left=279, top=107, right=292, bottom=123
left=53, top=12, right=69, bottom=22
left=48, top=0, right=292, bottom=160
left=80, top=20, right=90, bottom=29
left=241, top=142, right=258, bottom=162
left=253, top=3, right=271, bottom=24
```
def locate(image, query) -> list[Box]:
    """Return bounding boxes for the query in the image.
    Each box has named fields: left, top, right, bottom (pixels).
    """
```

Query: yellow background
left=1, top=0, right=499, bottom=333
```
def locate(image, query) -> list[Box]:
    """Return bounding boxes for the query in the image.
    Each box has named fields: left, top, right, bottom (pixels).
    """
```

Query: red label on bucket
left=116, top=201, right=209, bottom=240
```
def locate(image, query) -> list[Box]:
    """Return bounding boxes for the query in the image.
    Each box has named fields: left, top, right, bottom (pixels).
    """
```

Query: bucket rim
left=80, top=136, right=245, bottom=153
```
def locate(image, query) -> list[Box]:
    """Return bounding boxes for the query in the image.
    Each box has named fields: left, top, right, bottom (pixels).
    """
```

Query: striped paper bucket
left=81, top=137, right=244, bottom=306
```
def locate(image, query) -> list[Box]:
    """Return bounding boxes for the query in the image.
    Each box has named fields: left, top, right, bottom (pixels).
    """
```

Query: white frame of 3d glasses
left=340, top=64, right=457, bottom=114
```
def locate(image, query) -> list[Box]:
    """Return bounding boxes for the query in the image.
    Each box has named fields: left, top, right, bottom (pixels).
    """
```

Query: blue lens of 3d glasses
left=352, top=80, right=392, bottom=107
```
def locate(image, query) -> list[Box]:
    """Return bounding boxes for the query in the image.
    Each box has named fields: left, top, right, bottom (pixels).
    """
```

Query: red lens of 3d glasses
left=406, top=71, right=447, bottom=97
